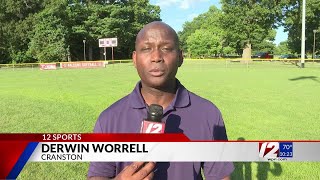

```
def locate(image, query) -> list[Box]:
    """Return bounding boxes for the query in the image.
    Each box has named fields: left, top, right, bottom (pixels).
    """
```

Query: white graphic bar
left=28, top=142, right=320, bottom=162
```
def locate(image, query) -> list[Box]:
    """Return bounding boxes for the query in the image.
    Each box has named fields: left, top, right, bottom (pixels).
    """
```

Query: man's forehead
left=135, top=22, right=179, bottom=47
left=138, top=26, right=174, bottom=40
left=138, top=30, right=175, bottom=43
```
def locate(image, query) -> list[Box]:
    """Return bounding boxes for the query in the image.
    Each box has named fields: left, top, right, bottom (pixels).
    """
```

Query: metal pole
left=313, top=30, right=317, bottom=62
left=83, top=39, right=86, bottom=61
left=112, top=46, right=114, bottom=65
left=112, top=46, right=114, bottom=61
left=300, top=0, right=306, bottom=68
left=104, top=47, right=106, bottom=61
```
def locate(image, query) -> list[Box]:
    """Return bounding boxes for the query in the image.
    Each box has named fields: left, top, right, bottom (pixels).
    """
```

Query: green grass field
left=1, top=60, right=320, bottom=179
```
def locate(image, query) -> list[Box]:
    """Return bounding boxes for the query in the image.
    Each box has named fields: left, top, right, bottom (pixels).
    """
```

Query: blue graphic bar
left=7, top=142, right=38, bottom=179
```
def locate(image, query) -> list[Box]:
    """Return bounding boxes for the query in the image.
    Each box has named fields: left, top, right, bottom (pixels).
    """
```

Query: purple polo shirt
left=88, top=80, right=234, bottom=180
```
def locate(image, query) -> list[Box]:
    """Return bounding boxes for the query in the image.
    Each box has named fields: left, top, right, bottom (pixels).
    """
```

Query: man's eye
left=141, top=47, right=151, bottom=51
left=162, top=47, right=173, bottom=51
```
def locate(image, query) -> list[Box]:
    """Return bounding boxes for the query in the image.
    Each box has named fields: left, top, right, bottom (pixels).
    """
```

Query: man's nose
left=151, top=49, right=163, bottom=63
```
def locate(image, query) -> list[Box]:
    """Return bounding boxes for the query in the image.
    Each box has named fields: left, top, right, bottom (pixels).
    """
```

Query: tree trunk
left=89, top=45, right=93, bottom=60
left=100, top=48, right=103, bottom=60
left=242, top=42, right=251, bottom=60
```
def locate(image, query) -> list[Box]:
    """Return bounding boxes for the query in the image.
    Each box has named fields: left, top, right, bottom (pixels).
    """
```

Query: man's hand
left=114, top=162, right=155, bottom=180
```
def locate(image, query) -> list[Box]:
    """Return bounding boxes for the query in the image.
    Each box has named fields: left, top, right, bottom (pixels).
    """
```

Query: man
left=88, top=21, right=234, bottom=180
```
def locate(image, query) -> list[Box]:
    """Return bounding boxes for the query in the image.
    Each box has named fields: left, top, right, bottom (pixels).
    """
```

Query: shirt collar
left=129, top=79, right=190, bottom=109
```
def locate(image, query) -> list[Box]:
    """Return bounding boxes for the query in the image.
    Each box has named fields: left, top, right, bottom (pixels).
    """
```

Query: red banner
left=0, top=133, right=190, bottom=142
left=0, top=141, right=30, bottom=179
left=60, top=62, right=104, bottom=69
left=39, top=63, right=57, bottom=70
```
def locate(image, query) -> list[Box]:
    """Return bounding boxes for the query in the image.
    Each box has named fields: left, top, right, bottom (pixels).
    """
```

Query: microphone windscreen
left=147, top=104, right=163, bottom=122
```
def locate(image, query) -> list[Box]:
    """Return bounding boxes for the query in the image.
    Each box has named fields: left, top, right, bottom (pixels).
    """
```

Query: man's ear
left=132, top=51, right=137, bottom=68
left=178, top=50, right=183, bottom=67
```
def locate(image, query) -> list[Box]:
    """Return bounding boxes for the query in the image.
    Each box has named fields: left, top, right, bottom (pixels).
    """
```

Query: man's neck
left=140, top=80, right=177, bottom=110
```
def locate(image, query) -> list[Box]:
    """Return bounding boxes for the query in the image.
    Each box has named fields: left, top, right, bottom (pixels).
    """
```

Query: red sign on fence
left=60, top=62, right=104, bottom=69
left=39, top=63, right=57, bottom=70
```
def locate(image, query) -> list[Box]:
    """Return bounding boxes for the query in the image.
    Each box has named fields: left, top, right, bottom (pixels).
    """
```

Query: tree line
left=0, top=0, right=319, bottom=63
left=0, top=0, right=160, bottom=63
left=179, top=0, right=320, bottom=58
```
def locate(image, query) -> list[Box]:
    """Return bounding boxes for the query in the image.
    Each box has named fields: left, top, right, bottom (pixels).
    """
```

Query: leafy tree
left=281, top=0, right=320, bottom=54
left=179, top=4, right=278, bottom=58
left=179, top=6, right=223, bottom=54
left=69, top=0, right=160, bottom=60
left=186, top=29, right=222, bottom=58
left=0, top=0, right=45, bottom=63
left=252, top=29, right=277, bottom=54
left=179, top=16, right=207, bottom=53
left=179, top=6, right=234, bottom=58
left=28, top=1, right=68, bottom=62
left=274, top=41, right=292, bottom=55
left=220, top=0, right=281, bottom=59
left=0, top=0, right=160, bottom=63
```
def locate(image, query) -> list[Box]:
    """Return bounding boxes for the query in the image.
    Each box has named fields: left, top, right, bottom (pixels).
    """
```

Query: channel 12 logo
left=259, top=142, right=293, bottom=160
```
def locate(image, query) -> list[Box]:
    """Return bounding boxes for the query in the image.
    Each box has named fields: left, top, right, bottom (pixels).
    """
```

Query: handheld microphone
left=140, top=104, right=165, bottom=133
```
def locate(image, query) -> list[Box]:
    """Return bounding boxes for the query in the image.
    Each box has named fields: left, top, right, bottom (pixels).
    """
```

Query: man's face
left=133, top=25, right=183, bottom=89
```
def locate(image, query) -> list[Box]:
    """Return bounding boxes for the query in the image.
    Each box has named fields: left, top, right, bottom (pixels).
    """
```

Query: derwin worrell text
left=42, top=143, right=149, bottom=153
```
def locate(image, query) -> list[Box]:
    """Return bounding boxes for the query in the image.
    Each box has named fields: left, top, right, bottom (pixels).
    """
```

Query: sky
left=150, top=0, right=287, bottom=45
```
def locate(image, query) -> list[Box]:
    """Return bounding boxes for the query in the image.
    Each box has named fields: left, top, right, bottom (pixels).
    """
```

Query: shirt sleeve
left=203, top=162, right=234, bottom=180
left=87, top=113, right=117, bottom=178
left=87, top=162, right=116, bottom=178
left=203, top=108, right=234, bottom=179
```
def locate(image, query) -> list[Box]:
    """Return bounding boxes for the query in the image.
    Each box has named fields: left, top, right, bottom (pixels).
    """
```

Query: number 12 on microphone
left=140, top=121, right=165, bottom=134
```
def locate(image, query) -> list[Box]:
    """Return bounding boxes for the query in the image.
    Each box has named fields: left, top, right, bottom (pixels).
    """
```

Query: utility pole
left=313, top=30, right=317, bottom=60
left=83, top=39, right=86, bottom=61
left=300, top=0, right=306, bottom=68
